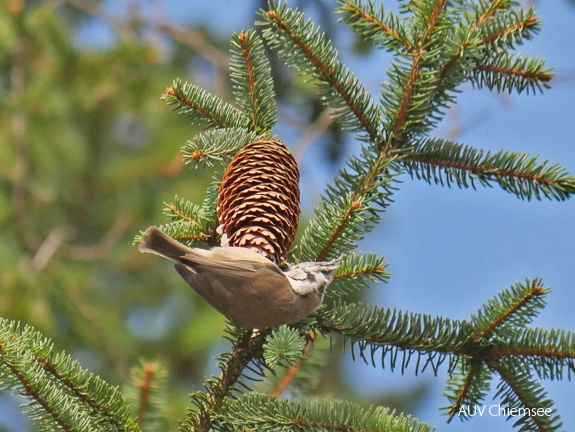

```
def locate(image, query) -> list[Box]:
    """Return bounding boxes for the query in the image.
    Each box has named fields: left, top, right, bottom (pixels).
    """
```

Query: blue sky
left=68, top=1, right=575, bottom=431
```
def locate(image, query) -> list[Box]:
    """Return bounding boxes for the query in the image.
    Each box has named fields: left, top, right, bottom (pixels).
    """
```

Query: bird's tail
left=138, top=227, right=192, bottom=262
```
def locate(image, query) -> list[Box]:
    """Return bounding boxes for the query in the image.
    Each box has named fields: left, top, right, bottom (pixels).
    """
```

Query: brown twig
left=340, top=1, right=413, bottom=52
left=316, top=201, right=362, bottom=262
left=488, top=360, right=551, bottom=431
left=136, top=363, right=158, bottom=427
left=473, top=285, right=544, bottom=341
left=292, top=107, right=334, bottom=162
left=58, top=215, right=131, bottom=261
left=64, top=0, right=136, bottom=43
left=29, top=227, right=70, bottom=276
left=446, top=364, right=476, bottom=420
left=155, top=22, right=229, bottom=72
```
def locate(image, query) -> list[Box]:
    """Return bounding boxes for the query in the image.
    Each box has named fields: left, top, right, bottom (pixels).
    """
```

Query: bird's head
left=284, top=255, right=343, bottom=297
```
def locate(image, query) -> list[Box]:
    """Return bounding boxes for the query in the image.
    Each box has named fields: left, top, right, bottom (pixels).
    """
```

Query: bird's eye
left=306, top=272, right=316, bottom=282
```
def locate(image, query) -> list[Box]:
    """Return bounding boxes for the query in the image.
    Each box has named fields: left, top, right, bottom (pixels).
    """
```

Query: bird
left=138, top=227, right=342, bottom=329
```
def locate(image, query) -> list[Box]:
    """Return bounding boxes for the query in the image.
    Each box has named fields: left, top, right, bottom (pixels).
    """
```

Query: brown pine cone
left=217, top=140, right=300, bottom=263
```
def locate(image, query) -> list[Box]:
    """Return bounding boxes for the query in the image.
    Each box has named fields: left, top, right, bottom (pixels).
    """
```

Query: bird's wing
left=180, top=253, right=261, bottom=274
left=174, top=263, right=235, bottom=313
left=180, top=250, right=286, bottom=277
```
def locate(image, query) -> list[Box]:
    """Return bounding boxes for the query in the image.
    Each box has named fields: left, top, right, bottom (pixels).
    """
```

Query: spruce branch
left=438, top=3, right=540, bottom=81
left=379, top=32, right=455, bottom=140
left=478, top=7, right=539, bottom=48
left=156, top=220, right=214, bottom=245
left=182, top=128, right=263, bottom=168
left=315, top=279, right=571, bottom=430
left=336, top=1, right=413, bottom=52
left=260, top=0, right=382, bottom=143
left=490, top=358, right=561, bottom=431
left=133, top=196, right=215, bottom=246
left=327, top=251, right=389, bottom=298
left=375, top=0, right=461, bottom=141
left=473, top=52, right=553, bottom=94
left=185, top=328, right=269, bottom=432
left=318, top=301, right=473, bottom=364
left=340, top=0, right=550, bottom=143
left=230, top=30, right=277, bottom=133
left=199, top=174, right=223, bottom=246
left=123, top=361, right=168, bottom=431
left=295, top=147, right=399, bottom=262
left=0, top=356, right=79, bottom=432
left=494, top=327, right=575, bottom=360
left=401, top=138, right=575, bottom=200
left=163, top=197, right=204, bottom=225
left=388, top=49, right=425, bottom=141
left=217, top=393, right=434, bottom=432
left=254, top=334, right=331, bottom=399
left=492, top=327, right=575, bottom=381
left=263, top=326, right=306, bottom=370
left=409, top=0, right=451, bottom=35
left=163, top=79, right=249, bottom=129
left=314, top=197, right=365, bottom=262
left=471, top=279, right=547, bottom=341
left=444, top=359, right=492, bottom=422
left=0, top=319, right=138, bottom=432
left=266, top=329, right=315, bottom=397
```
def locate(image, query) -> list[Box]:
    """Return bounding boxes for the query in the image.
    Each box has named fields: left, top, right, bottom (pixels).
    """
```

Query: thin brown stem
left=64, top=284, right=130, bottom=378
left=58, top=215, right=131, bottom=261
left=165, top=86, right=234, bottom=129
left=292, top=107, right=334, bottom=162
left=341, top=2, right=413, bottom=52
left=317, top=201, right=362, bottom=262
left=392, top=49, right=423, bottom=141
left=64, top=0, right=136, bottom=43
left=489, top=362, right=550, bottom=432
left=135, top=363, right=157, bottom=427
left=473, top=285, right=544, bottom=341
left=405, top=154, right=561, bottom=187
left=237, top=32, right=259, bottom=128
left=447, top=366, right=476, bottom=420
left=491, top=346, right=574, bottom=359
left=475, top=63, right=553, bottom=82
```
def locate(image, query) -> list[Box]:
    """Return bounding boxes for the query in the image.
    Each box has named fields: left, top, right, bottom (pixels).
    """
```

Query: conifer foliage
left=1, top=1, right=574, bottom=431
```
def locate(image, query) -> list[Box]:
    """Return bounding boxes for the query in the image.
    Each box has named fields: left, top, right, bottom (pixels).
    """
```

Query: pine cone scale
left=217, top=140, right=300, bottom=262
